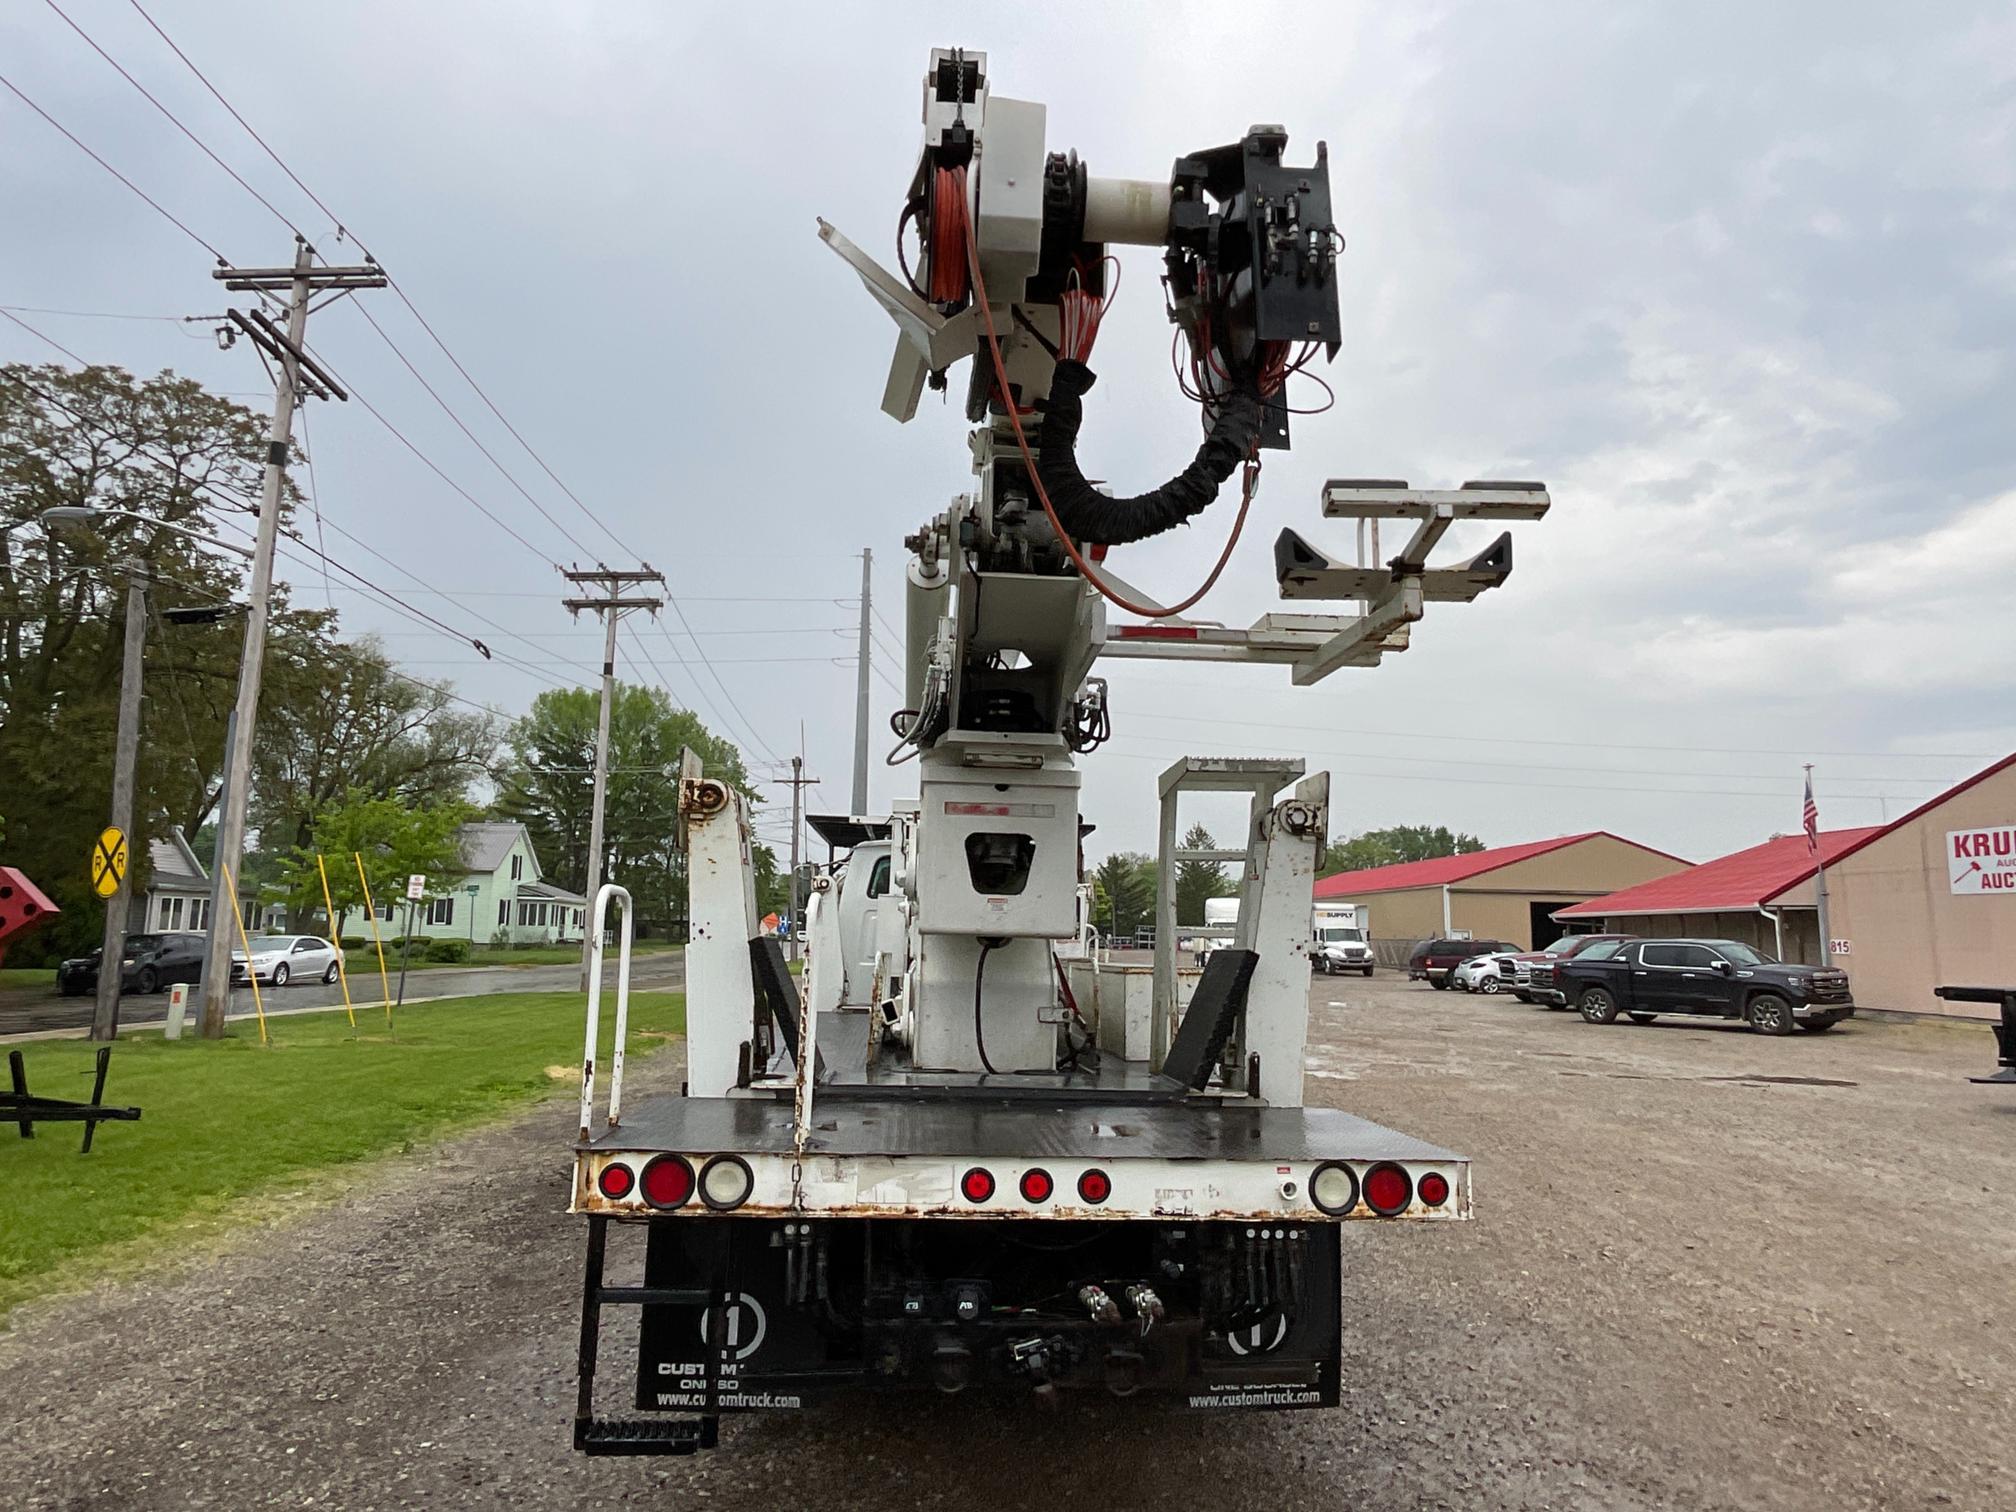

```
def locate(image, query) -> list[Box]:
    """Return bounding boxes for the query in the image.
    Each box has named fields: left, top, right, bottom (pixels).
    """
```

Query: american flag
left=1802, top=772, right=1820, bottom=855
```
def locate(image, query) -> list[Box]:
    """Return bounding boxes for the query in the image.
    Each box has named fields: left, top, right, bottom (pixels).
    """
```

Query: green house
left=336, top=821, right=587, bottom=947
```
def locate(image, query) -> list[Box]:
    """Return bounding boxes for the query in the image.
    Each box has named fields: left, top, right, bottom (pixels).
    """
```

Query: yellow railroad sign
left=90, top=826, right=128, bottom=899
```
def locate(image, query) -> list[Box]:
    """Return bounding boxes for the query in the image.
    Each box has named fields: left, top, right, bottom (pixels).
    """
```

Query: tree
left=1322, top=824, right=1484, bottom=875
left=1092, top=850, right=1156, bottom=939
left=1175, top=823, right=1237, bottom=926
left=493, top=682, right=769, bottom=932
left=0, top=363, right=291, bottom=960
left=275, top=794, right=476, bottom=934
left=251, top=634, right=500, bottom=863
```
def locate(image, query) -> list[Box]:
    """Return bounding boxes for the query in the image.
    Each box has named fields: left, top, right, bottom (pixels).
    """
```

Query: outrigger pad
left=1162, top=949, right=1260, bottom=1091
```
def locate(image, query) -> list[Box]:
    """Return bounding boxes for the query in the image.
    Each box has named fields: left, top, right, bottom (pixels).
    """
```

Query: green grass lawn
left=342, top=939, right=683, bottom=973
left=0, top=989, right=684, bottom=1322
left=0, top=967, right=56, bottom=990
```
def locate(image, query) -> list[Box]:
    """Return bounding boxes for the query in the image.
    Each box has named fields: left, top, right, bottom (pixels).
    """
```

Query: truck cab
left=836, top=839, right=892, bottom=1008
left=1314, top=922, right=1374, bottom=975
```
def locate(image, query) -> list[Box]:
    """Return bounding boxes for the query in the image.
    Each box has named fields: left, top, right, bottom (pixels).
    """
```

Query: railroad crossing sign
left=89, top=827, right=128, bottom=899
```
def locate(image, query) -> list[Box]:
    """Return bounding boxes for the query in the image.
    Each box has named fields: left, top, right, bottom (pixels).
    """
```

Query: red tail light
left=596, top=1162, right=635, bottom=1200
left=960, top=1167, right=995, bottom=1203
left=1019, top=1168, right=1054, bottom=1203
left=1077, top=1169, right=1112, bottom=1205
left=1362, top=1162, right=1413, bottom=1216
left=640, top=1155, right=695, bottom=1209
left=1417, top=1171, right=1451, bottom=1209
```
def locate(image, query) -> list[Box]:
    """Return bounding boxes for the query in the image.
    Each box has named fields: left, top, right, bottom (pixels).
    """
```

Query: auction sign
left=1949, top=825, right=2016, bottom=894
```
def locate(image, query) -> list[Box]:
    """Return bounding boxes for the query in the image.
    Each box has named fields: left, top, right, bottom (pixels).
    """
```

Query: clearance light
left=960, top=1167, right=996, bottom=1204
left=1309, top=1161, right=1359, bottom=1216
left=1019, top=1168, right=1054, bottom=1203
left=1077, top=1169, right=1112, bottom=1205
left=1362, top=1162, right=1413, bottom=1216
left=1417, top=1171, right=1452, bottom=1209
left=597, top=1162, right=635, bottom=1200
left=699, top=1155, right=755, bottom=1211
left=640, top=1154, right=695, bottom=1210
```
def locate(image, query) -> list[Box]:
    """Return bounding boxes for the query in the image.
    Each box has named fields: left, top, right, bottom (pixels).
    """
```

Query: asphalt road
left=3, top=976, right=2010, bottom=1509
left=0, top=951, right=686, bottom=1037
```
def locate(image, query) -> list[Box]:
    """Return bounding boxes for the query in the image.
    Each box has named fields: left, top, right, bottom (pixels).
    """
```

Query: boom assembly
left=568, top=48, right=1549, bottom=1453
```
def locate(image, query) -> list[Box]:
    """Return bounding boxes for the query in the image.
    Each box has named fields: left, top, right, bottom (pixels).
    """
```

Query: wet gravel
left=2, top=978, right=2010, bottom=1510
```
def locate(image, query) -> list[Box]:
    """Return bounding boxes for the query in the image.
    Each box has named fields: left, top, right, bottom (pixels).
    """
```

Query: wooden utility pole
left=90, top=559, right=147, bottom=1042
left=562, top=567, right=665, bottom=989
left=197, top=238, right=384, bottom=1037
left=771, top=756, right=820, bottom=962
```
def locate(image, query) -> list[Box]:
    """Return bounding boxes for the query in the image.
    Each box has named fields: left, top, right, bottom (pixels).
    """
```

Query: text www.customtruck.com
left=1189, top=1387, right=1322, bottom=1408
left=657, top=1391, right=802, bottom=1409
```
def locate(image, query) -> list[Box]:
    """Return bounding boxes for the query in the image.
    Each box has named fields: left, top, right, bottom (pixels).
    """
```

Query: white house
left=336, top=821, right=587, bottom=947
left=134, top=828, right=216, bottom=935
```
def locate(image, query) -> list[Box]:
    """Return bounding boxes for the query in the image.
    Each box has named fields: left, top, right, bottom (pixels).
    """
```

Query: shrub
left=425, top=937, right=471, bottom=963
left=339, top=936, right=368, bottom=951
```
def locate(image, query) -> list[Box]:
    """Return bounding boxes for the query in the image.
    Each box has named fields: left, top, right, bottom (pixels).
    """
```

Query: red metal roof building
left=1314, top=832, right=1691, bottom=952
left=1562, top=753, right=2016, bottom=1018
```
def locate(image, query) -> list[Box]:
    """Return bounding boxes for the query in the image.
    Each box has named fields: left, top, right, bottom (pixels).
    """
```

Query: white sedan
left=231, top=934, right=343, bottom=987
left=1451, top=951, right=1523, bottom=995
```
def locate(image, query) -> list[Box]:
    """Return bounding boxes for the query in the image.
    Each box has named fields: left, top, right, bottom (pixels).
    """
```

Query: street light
left=38, top=504, right=256, bottom=561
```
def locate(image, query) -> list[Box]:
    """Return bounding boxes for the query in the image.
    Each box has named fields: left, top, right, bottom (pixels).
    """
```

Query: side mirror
left=1714, top=960, right=1735, bottom=976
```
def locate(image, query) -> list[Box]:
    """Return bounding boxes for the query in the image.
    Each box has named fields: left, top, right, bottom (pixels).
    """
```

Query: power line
left=120, top=0, right=641, bottom=564
left=40, top=0, right=301, bottom=237
left=1, top=306, right=88, bottom=365
left=300, top=340, right=563, bottom=568
left=2, top=347, right=566, bottom=687
left=0, top=70, right=225, bottom=260
left=0, top=304, right=192, bottom=323
left=347, top=300, right=595, bottom=560
left=123, top=0, right=347, bottom=232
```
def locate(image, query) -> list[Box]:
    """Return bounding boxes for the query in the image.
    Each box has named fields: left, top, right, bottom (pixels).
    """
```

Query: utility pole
left=197, top=238, right=384, bottom=1037
left=562, top=567, right=665, bottom=990
left=771, top=755, right=820, bottom=962
left=852, top=547, right=872, bottom=815
left=90, top=559, right=147, bottom=1042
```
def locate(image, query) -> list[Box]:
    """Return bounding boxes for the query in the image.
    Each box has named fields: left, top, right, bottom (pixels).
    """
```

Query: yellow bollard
left=218, top=863, right=268, bottom=1045
left=353, top=852, right=394, bottom=1029
left=315, top=853, right=357, bottom=1032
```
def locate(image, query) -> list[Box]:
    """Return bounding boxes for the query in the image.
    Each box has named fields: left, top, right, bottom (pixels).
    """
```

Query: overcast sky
left=4, top=1, right=2013, bottom=864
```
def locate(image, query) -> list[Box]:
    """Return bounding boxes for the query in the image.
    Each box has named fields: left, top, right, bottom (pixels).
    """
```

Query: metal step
left=575, top=1415, right=718, bottom=1457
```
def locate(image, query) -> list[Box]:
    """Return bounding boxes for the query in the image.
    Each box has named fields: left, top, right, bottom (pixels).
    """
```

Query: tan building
left=1313, top=831, right=1691, bottom=955
left=1565, top=754, right=2016, bottom=1021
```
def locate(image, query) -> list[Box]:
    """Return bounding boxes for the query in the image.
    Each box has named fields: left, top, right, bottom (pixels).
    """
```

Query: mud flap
left=636, top=1220, right=853, bottom=1411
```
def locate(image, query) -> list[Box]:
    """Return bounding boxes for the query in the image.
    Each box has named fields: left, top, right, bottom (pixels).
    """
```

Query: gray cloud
left=3, top=1, right=2010, bottom=864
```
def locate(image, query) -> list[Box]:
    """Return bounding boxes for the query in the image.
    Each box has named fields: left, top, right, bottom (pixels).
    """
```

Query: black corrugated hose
left=1034, top=359, right=1266, bottom=546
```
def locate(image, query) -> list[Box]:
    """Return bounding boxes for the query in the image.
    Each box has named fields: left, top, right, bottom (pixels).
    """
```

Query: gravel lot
left=3, top=975, right=2010, bottom=1510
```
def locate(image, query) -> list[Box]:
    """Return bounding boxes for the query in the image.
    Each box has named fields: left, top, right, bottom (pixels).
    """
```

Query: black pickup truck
left=1555, top=938, right=1853, bottom=1035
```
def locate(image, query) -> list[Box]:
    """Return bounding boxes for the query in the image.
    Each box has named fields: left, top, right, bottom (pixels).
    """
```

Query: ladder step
left=575, top=1416, right=718, bottom=1456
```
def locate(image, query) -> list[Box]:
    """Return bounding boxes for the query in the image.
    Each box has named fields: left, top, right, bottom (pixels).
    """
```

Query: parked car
left=1554, top=938, right=1854, bottom=1034
left=231, top=934, right=342, bottom=987
left=56, top=932, right=209, bottom=996
left=1521, top=933, right=1641, bottom=1007
left=1451, top=951, right=1524, bottom=994
left=1408, top=937, right=1516, bottom=990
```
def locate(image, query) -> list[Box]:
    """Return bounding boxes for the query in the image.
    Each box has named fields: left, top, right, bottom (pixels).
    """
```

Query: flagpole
left=1806, top=763, right=1832, bottom=966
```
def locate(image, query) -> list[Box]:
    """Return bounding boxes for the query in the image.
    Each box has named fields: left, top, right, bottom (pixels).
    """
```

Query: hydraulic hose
left=1036, top=358, right=1266, bottom=546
